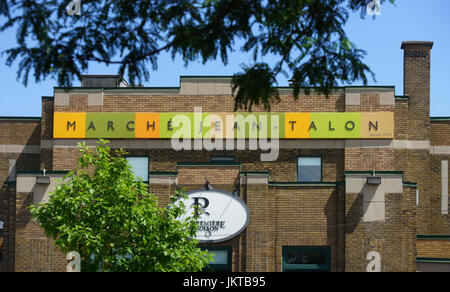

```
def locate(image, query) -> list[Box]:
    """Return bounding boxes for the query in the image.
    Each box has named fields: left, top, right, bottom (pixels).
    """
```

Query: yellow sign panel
left=284, top=113, right=311, bottom=138
left=54, top=112, right=86, bottom=138
left=360, top=112, right=394, bottom=139
left=135, top=113, right=160, bottom=138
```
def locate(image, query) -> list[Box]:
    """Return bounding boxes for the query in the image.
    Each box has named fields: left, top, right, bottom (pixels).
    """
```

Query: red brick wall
left=428, top=139, right=449, bottom=241
left=270, top=186, right=342, bottom=272
left=0, top=119, right=41, bottom=272
left=0, top=120, right=41, bottom=145
left=52, top=147, right=344, bottom=183
left=417, top=239, right=450, bottom=258
left=431, top=121, right=450, bottom=146
left=177, top=166, right=239, bottom=186
left=344, top=187, right=417, bottom=272
left=54, top=93, right=345, bottom=113
left=14, top=192, right=65, bottom=272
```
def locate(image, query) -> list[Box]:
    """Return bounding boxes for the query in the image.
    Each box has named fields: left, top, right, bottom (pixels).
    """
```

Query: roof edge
left=401, top=41, right=434, bottom=49
left=0, top=116, right=41, bottom=121
left=431, top=117, right=450, bottom=122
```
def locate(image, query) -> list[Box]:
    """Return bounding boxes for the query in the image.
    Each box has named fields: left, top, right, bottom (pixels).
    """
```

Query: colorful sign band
left=53, top=112, right=394, bottom=139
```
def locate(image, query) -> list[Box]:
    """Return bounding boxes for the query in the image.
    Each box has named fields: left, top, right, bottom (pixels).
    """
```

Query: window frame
left=282, top=246, right=331, bottom=272
left=200, top=246, right=232, bottom=272
left=125, top=156, right=149, bottom=183
left=209, top=155, right=236, bottom=163
left=297, top=156, right=322, bottom=183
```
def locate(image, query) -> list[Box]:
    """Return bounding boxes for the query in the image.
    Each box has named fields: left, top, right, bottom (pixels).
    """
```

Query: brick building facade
left=0, top=41, right=449, bottom=272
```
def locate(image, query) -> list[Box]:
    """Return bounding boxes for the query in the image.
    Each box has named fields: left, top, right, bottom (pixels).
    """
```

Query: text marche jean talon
left=53, top=112, right=394, bottom=139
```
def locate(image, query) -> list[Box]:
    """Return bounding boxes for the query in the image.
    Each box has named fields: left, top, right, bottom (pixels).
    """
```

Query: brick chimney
left=401, top=41, right=433, bottom=141
left=401, top=41, right=434, bottom=235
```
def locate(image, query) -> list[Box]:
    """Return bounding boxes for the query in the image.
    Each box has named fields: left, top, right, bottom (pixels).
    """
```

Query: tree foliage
left=30, top=140, right=212, bottom=272
left=1, top=0, right=394, bottom=111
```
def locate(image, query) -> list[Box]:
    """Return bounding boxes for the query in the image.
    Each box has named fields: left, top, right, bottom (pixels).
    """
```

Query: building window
left=209, top=155, right=235, bottom=162
left=201, top=246, right=232, bottom=272
left=282, top=246, right=331, bottom=272
left=297, top=157, right=321, bottom=182
left=125, top=157, right=149, bottom=182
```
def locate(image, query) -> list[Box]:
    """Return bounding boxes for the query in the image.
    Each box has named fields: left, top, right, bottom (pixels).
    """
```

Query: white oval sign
left=178, top=189, right=250, bottom=243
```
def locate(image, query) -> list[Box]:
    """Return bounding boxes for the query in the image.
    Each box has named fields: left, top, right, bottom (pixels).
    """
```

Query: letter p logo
left=192, top=197, right=210, bottom=217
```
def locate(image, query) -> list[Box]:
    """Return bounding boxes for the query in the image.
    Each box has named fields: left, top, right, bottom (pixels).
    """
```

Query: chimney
left=401, top=41, right=433, bottom=141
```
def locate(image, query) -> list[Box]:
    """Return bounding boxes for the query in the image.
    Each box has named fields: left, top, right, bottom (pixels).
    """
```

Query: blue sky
left=0, top=0, right=449, bottom=117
